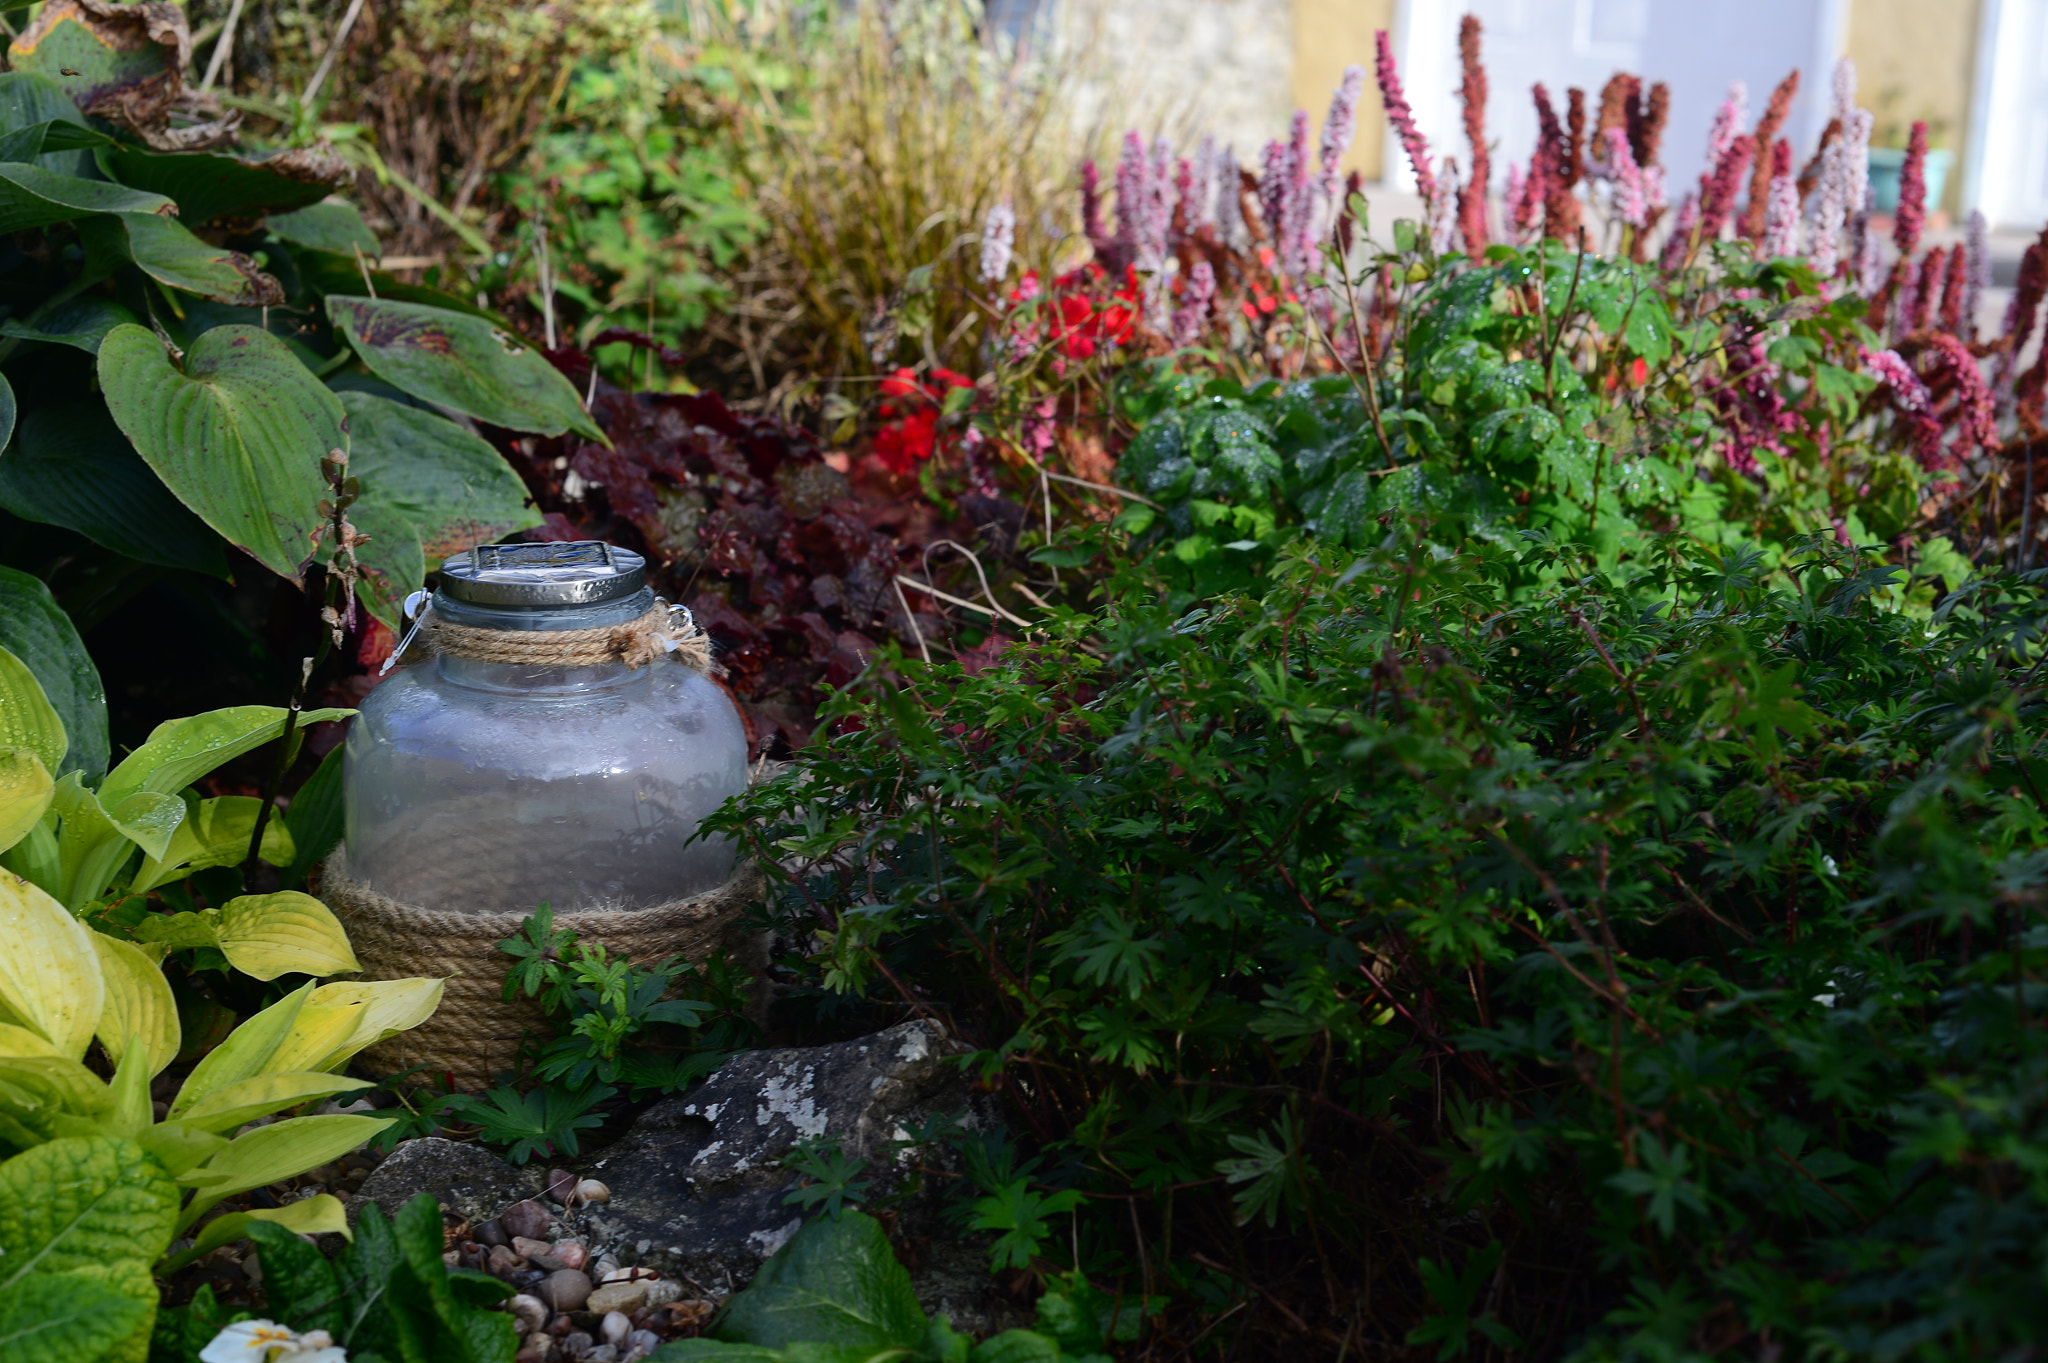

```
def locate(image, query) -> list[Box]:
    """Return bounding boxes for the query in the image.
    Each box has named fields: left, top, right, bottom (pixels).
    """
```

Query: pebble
left=511, top=1236, right=554, bottom=1261
left=574, top=1179, right=611, bottom=1205
left=538, top=1268, right=592, bottom=1313
left=515, top=1338, right=553, bottom=1363
left=550, top=1239, right=589, bottom=1271
left=591, top=1256, right=620, bottom=1283
left=584, top=1348, right=618, bottom=1363
left=501, top=1200, right=553, bottom=1242
left=474, top=1219, right=509, bottom=1248
left=586, top=1281, right=648, bottom=1316
left=560, top=1332, right=593, bottom=1360
left=625, top=1331, right=661, bottom=1359
left=487, top=1245, right=527, bottom=1277
left=598, top=1266, right=654, bottom=1285
left=599, top=1311, right=630, bottom=1346
left=642, top=1280, right=681, bottom=1309
left=506, top=1294, right=548, bottom=1335
left=546, top=1169, right=579, bottom=1205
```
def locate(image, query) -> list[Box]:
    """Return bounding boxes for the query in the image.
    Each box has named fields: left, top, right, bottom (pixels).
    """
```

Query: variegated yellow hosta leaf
left=178, top=1071, right=373, bottom=1135
left=0, top=746, right=53, bottom=856
left=160, top=1193, right=352, bottom=1273
left=169, top=980, right=311, bottom=1120
left=132, top=909, right=222, bottom=952
left=215, top=891, right=359, bottom=981
left=278, top=978, right=445, bottom=1073
left=92, top=933, right=180, bottom=1078
left=0, top=645, right=65, bottom=777
left=0, top=869, right=103, bottom=1060
left=129, top=796, right=295, bottom=894
left=262, top=1001, right=369, bottom=1077
left=0, top=1022, right=62, bottom=1058
left=0, top=1054, right=112, bottom=1138
left=175, top=1113, right=392, bottom=1233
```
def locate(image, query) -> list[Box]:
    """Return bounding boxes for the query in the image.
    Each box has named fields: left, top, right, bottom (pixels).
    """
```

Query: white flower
left=201, top=1321, right=349, bottom=1363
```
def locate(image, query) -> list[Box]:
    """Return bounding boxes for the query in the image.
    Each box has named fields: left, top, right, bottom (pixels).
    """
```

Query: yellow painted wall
left=1844, top=0, right=1982, bottom=211
left=1292, top=0, right=1396, bottom=181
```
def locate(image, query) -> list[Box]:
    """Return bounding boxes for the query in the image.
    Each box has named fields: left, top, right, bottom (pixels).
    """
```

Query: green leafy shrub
left=710, top=525, right=2048, bottom=1356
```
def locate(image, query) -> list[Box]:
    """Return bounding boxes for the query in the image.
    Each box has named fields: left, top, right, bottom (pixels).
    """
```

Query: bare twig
left=1040, top=467, right=1160, bottom=507
left=302, top=0, right=369, bottom=106
left=199, top=0, right=246, bottom=92
left=891, top=578, right=931, bottom=664
left=896, top=575, right=1031, bottom=629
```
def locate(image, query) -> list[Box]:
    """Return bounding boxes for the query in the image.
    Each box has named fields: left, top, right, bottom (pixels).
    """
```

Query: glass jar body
left=343, top=653, right=749, bottom=913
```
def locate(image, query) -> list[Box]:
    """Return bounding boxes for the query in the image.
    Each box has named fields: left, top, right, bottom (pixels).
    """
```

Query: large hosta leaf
left=335, top=494, right=425, bottom=633
left=0, top=1270, right=148, bottom=1361
left=0, top=871, right=102, bottom=1060
left=91, top=932, right=179, bottom=1078
left=0, top=161, right=172, bottom=233
left=0, top=644, right=65, bottom=779
left=99, top=705, right=351, bottom=811
left=7, top=0, right=187, bottom=141
left=327, top=296, right=604, bottom=441
left=80, top=212, right=284, bottom=306
left=99, top=143, right=348, bottom=226
left=0, top=748, right=52, bottom=857
left=129, top=795, right=292, bottom=893
left=98, top=325, right=344, bottom=582
left=340, top=389, right=541, bottom=558
left=0, top=400, right=230, bottom=577
left=267, top=201, right=378, bottom=255
left=0, top=568, right=104, bottom=781
left=213, top=890, right=359, bottom=981
left=0, top=72, right=96, bottom=176
left=0, top=295, right=134, bottom=355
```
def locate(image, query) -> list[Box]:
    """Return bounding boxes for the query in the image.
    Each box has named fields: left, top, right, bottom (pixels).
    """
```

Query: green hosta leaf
left=714, top=1211, right=928, bottom=1352
left=130, top=910, right=220, bottom=951
left=0, top=72, right=95, bottom=176
left=281, top=742, right=343, bottom=889
left=98, top=324, right=345, bottom=584
left=0, top=748, right=52, bottom=857
left=159, top=1193, right=349, bottom=1275
left=129, top=795, right=293, bottom=893
left=267, top=200, right=379, bottom=255
left=176, top=1115, right=392, bottom=1231
left=170, top=981, right=313, bottom=1118
left=0, top=1270, right=149, bottom=1361
left=0, top=161, right=171, bottom=233
left=327, top=296, right=604, bottom=441
left=0, top=568, right=106, bottom=781
left=133, top=1123, right=228, bottom=1179
left=340, top=390, right=543, bottom=560
left=97, top=144, right=347, bottom=227
left=0, top=117, right=110, bottom=164
left=176, top=1070, right=372, bottom=1134
left=269, top=978, right=443, bottom=1074
left=0, top=1135, right=180, bottom=1303
left=0, top=645, right=64, bottom=779
left=213, top=891, right=360, bottom=981
left=99, top=705, right=352, bottom=812
left=0, top=400, right=230, bottom=577
left=79, top=212, right=284, bottom=306
left=0, top=295, right=135, bottom=354
left=6, top=0, right=180, bottom=133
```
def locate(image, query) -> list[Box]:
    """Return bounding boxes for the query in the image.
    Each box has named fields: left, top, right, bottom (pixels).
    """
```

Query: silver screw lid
left=436, top=541, right=647, bottom=608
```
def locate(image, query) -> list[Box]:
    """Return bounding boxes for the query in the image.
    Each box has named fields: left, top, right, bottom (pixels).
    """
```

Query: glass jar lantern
left=342, top=541, right=749, bottom=913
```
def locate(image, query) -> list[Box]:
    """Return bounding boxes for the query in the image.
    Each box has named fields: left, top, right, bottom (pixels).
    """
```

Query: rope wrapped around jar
left=403, top=597, right=716, bottom=672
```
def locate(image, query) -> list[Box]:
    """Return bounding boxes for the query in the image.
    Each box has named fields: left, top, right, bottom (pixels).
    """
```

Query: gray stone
left=346, top=1136, right=542, bottom=1230
left=538, top=1268, right=592, bottom=1313
left=578, top=1019, right=1009, bottom=1328
left=585, top=1280, right=648, bottom=1316
left=501, top=1200, right=555, bottom=1242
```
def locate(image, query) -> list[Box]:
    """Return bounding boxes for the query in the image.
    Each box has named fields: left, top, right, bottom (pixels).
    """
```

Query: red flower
left=880, top=367, right=923, bottom=399
left=874, top=408, right=939, bottom=475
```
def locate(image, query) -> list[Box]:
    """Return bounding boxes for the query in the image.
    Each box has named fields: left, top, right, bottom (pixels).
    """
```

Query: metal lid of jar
left=437, top=541, right=648, bottom=608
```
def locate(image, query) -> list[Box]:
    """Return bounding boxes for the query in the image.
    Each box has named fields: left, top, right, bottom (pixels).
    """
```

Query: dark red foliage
left=1744, top=70, right=1800, bottom=241
left=1457, top=15, right=1491, bottom=259
left=488, top=358, right=998, bottom=755
left=1895, top=121, right=1929, bottom=256
left=1532, top=84, right=1582, bottom=241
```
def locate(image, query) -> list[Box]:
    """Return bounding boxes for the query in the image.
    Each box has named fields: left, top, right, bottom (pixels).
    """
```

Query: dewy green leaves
left=98, top=324, right=344, bottom=582
left=327, top=296, right=606, bottom=442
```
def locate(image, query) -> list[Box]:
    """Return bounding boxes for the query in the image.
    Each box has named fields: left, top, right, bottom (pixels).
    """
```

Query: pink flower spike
left=1172, top=259, right=1217, bottom=346
left=1604, top=127, right=1646, bottom=228
left=1374, top=30, right=1437, bottom=209
left=1319, top=64, right=1367, bottom=202
left=979, top=199, right=1015, bottom=283
left=1894, top=120, right=1928, bottom=256
left=1964, top=209, right=1989, bottom=342
left=1761, top=141, right=1797, bottom=259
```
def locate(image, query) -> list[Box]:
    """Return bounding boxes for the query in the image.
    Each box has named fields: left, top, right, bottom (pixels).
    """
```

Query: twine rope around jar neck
left=409, top=598, right=715, bottom=672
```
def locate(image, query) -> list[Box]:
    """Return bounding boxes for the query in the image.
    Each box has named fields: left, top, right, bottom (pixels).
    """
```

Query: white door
left=1969, top=0, right=2048, bottom=229
left=1392, top=0, right=1844, bottom=196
